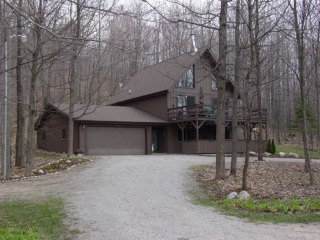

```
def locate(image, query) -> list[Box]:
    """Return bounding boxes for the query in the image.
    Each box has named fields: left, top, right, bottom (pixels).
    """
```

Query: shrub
left=271, top=139, right=276, bottom=154
left=266, top=139, right=272, bottom=153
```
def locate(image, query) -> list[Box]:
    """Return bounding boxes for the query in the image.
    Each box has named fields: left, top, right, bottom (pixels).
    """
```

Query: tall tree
left=25, top=0, right=43, bottom=176
left=230, top=0, right=240, bottom=176
left=15, top=0, right=25, bottom=168
left=288, top=0, right=313, bottom=184
left=67, top=0, right=81, bottom=157
left=216, top=0, right=228, bottom=180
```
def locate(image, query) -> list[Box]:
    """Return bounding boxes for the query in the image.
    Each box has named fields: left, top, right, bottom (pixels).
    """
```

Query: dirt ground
left=197, top=160, right=320, bottom=199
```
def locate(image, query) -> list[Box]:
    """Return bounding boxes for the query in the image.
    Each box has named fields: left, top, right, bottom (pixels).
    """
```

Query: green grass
left=0, top=197, right=76, bottom=240
left=0, top=228, right=39, bottom=240
left=192, top=195, right=320, bottom=223
left=34, top=151, right=61, bottom=160
left=276, top=144, right=320, bottom=159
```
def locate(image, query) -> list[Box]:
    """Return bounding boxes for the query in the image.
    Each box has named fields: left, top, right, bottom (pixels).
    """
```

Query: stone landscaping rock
left=77, top=154, right=84, bottom=157
left=238, top=191, right=250, bottom=200
left=66, top=160, right=72, bottom=164
left=288, top=152, right=299, bottom=158
left=249, top=151, right=258, bottom=156
left=11, top=175, right=19, bottom=179
left=263, top=152, right=272, bottom=157
left=227, top=192, right=238, bottom=199
left=38, top=169, right=44, bottom=174
left=279, top=152, right=286, bottom=157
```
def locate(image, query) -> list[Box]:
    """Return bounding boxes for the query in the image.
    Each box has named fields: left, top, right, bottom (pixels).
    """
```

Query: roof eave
left=109, top=90, right=168, bottom=106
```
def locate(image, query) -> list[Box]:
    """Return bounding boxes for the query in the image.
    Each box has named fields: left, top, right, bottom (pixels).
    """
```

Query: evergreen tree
left=290, top=98, right=317, bottom=135
left=271, top=139, right=276, bottom=154
left=266, top=139, right=272, bottom=153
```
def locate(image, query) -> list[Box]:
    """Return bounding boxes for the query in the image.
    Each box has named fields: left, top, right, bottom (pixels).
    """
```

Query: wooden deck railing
left=167, top=104, right=267, bottom=122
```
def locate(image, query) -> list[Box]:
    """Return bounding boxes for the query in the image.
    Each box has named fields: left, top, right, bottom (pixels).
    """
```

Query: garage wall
left=37, top=114, right=79, bottom=154
left=37, top=114, right=68, bottom=153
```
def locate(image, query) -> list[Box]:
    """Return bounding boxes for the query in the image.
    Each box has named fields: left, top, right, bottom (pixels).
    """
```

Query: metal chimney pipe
left=190, top=33, right=198, bottom=53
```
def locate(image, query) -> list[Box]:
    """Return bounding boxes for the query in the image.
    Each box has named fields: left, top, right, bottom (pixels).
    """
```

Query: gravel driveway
left=2, top=155, right=320, bottom=239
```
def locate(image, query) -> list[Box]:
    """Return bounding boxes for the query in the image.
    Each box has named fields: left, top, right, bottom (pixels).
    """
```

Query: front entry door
left=152, top=128, right=159, bottom=152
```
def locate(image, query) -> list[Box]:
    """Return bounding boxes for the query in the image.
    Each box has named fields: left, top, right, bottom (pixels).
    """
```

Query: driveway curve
left=1, top=155, right=320, bottom=240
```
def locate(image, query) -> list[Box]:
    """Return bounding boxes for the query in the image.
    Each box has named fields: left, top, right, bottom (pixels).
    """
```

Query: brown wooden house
left=35, top=48, right=267, bottom=155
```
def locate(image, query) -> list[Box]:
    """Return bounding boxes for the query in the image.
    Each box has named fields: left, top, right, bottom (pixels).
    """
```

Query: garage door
left=86, top=127, right=146, bottom=155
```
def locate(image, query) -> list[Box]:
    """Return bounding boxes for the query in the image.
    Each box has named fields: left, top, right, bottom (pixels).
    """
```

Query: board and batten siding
left=37, top=114, right=80, bottom=154
left=182, top=140, right=267, bottom=154
left=37, top=114, right=68, bottom=153
left=123, top=93, right=168, bottom=120
left=167, top=56, right=233, bottom=109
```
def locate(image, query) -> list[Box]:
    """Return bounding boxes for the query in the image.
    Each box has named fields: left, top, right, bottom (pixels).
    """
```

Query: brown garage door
left=86, top=126, right=146, bottom=155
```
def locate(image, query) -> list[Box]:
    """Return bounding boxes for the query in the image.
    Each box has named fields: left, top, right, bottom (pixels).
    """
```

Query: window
left=41, top=132, right=46, bottom=142
left=177, top=96, right=195, bottom=117
left=225, top=99, right=229, bottom=117
left=187, top=96, right=195, bottom=106
left=177, top=96, right=195, bottom=107
left=177, top=126, right=196, bottom=141
left=61, top=128, right=66, bottom=140
left=212, top=98, right=217, bottom=106
left=211, top=73, right=217, bottom=90
left=177, top=66, right=195, bottom=88
left=177, top=96, right=187, bottom=108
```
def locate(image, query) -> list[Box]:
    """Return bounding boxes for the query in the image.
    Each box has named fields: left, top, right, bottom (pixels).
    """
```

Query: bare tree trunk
left=25, top=0, right=42, bottom=177
left=242, top=0, right=256, bottom=188
left=15, top=0, right=25, bottom=167
left=67, top=0, right=81, bottom=156
left=315, top=21, right=320, bottom=156
left=290, top=0, right=313, bottom=184
left=0, top=0, right=4, bottom=177
left=255, top=0, right=264, bottom=161
left=242, top=110, right=252, bottom=190
left=216, top=0, right=228, bottom=180
left=230, top=0, right=240, bottom=176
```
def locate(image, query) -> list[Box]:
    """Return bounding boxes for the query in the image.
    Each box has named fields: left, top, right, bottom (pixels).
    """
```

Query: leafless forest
left=0, top=0, right=319, bottom=174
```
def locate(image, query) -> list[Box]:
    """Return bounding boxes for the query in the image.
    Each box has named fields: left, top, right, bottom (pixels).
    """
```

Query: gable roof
left=108, top=47, right=216, bottom=105
left=35, top=103, right=168, bottom=129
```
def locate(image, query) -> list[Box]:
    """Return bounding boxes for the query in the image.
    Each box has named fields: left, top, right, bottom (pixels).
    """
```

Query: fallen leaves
left=197, top=161, right=320, bottom=200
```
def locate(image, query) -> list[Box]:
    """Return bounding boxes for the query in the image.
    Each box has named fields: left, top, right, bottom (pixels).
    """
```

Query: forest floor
left=196, top=160, right=320, bottom=200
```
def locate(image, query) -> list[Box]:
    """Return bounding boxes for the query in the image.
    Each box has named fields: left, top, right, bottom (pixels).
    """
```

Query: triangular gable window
left=176, top=65, right=195, bottom=88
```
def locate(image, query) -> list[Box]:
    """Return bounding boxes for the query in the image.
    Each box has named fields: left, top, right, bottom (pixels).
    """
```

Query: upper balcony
left=167, top=104, right=267, bottom=123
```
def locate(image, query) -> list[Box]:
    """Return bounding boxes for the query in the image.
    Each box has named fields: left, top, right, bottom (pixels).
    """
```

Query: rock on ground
left=263, top=152, right=272, bottom=157
left=228, top=192, right=238, bottom=199
left=288, top=152, right=299, bottom=158
left=249, top=151, right=257, bottom=156
left=279, top=152, right=286, bottom=157
left=238, top=191, right=250, bottom=200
